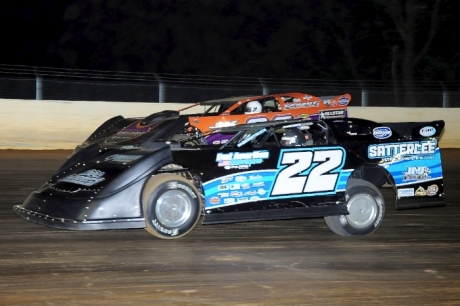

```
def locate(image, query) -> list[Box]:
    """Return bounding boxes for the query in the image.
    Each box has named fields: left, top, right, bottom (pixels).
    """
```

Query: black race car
left=14, top=117, right=445, bottom=239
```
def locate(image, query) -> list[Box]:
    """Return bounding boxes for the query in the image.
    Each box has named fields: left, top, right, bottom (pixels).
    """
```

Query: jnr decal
left=270, top=147, right=346, bottom=197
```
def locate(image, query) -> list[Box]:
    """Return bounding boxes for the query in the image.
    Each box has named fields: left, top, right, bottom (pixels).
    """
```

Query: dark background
left=1, top=0, right=458, bottom=81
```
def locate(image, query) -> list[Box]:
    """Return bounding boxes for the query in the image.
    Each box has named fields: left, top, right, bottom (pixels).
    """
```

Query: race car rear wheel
left=324, top=179, right=385, bottom=236
left=142, top=174, right=202, bottom=239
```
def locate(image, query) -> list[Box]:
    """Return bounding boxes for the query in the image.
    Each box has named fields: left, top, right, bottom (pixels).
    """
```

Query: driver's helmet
left=245, top=101, right=262, bottom=114
left=281, top=128, right=307, bottom=147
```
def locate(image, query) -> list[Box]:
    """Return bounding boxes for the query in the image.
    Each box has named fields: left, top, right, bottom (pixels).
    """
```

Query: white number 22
left=271, top=149, right=344, bottom=196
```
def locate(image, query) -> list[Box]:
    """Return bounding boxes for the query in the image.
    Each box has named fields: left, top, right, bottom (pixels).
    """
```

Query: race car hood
left=14, top=144, right=175, bottom=229
left=44, top=144, right=174, bottom=200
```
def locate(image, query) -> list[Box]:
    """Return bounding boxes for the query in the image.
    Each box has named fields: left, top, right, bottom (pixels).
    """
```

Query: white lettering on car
left=271, top=148, right=345, bottom=196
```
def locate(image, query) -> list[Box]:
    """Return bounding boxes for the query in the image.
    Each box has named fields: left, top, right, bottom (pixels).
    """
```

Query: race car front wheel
left=142, top=174, right=202, bottom=239
left=324, top=179, right=385, bottom=236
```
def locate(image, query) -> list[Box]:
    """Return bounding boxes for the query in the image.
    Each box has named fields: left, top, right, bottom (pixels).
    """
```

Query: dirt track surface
left=1, top=149, right=460, bottom=305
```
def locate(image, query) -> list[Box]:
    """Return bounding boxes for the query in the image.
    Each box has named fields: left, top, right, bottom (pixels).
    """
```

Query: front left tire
left=142, top=174, right=202, bottom=239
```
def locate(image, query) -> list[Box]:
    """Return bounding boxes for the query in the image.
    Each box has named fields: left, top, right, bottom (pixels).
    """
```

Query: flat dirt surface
left=1, top=149, right=459, bottom=305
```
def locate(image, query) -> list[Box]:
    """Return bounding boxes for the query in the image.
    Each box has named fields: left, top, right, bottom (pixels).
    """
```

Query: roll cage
left=214, top=119, right=335, bottom=149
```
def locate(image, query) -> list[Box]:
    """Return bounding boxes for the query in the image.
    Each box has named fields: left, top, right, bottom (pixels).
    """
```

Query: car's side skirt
left=202, top=204, right=348, bottom=225
left=395, top=198, right=445, bottom=210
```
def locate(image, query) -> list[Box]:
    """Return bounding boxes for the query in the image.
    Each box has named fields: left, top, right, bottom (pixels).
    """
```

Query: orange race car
left=70, top=92, right=351, bottom=154
left=182, top=92, right=351, bottom=134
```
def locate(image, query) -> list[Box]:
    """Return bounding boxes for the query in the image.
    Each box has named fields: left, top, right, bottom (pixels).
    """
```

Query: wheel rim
left=155, top=190, right=193, bottom=228
left=346, top=194, right=378, bottom=229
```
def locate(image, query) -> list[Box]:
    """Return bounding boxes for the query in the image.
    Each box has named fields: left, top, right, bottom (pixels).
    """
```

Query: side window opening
left=332, top=120, right=373, bottom=137
left=230, top=97, right=280, bottom=115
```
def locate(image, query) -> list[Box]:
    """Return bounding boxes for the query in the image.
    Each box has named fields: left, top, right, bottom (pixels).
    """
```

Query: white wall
left=1, top=98, right=458, bottom=150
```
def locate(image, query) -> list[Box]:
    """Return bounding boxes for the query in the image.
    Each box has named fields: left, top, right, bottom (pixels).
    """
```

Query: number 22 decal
left=271, top=148, right=345, bottom=196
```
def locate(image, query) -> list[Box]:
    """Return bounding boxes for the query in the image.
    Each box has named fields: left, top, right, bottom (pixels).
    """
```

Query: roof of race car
left=199, top=95, right=255, bottom=105
left=199, top=92, right=319, bottom=105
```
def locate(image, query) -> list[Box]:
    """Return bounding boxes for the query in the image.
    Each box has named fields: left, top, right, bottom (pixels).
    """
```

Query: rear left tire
left=324, top=179, right=385, bottom=236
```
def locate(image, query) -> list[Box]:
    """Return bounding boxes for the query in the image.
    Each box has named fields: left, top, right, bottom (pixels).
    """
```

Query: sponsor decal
left=295, top=114, right=311, bottom=119
left=323, top=99, right=331, bottom=107
left=403, top=167, right=431, bottom=181
left=210, top=120, right=239, bottom=128
left=216, top=150, right=270, bottom=168
left=225, top=165, right=250, bottom=170
left=252, top=182, right=265, bottom=187
left=420, top=126, right=436, bottom=137
left=338, top=97, right=349, bottom=106
left=368, top=140, right=437, bottom=159
left=210, top=197, right=220, bottom=204
left=230, top=191, right=243, bottom=197
left=152, top=219, right=179, bottom=236
left=319, top=109, right=346, bottom=119
left=104, top=154, right=142, bottom=164
left=398, top=188, right=415, bottom=198
left=426, top=185, right=439, bottom=196
left=284, top=101, right=319, bottom=110
left=221, top=177, right=233, bottom=183
left=217, top=184, right=229, bottom=191
left=224, top=198, right=235, bottom=204
left=235, top=176, right=247, bottom=182
left=203, top=170, right=272, bottom=207
left=250, top=196, right=260, bottom=201
left=415, top=186, right=427, bottom=197
left=373, top=127, right=392, bottom=139
left=272, top=114, right=294, bottom=121
left=237, top=197, right=249, bottom=202
left=257, top=188, right=266, bottom=195
left=229, top=184, right=240, bottom=190
left=60, top=169, right=105, bottom=186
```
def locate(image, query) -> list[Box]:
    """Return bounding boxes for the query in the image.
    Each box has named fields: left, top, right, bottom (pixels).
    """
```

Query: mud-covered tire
left=324, top=179, right=385, bottom=236
left=142, top=174, right=202, bottom=239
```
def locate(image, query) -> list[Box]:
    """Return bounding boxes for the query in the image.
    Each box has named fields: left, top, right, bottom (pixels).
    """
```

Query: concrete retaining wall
left=1, top=98, right=458, bottom=150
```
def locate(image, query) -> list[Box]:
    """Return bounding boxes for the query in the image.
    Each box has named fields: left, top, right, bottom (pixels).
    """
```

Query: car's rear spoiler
left=382, top=120, right=445, bottom=140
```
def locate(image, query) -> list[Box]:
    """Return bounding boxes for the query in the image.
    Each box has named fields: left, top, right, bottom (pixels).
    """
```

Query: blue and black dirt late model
left=14, top=117, right=445, bottom=239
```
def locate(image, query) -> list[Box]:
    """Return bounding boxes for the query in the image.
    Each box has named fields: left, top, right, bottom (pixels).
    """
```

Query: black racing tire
left=142, top=173, right=202, bottom=239
left=324, top=179, right=385, bottom=236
